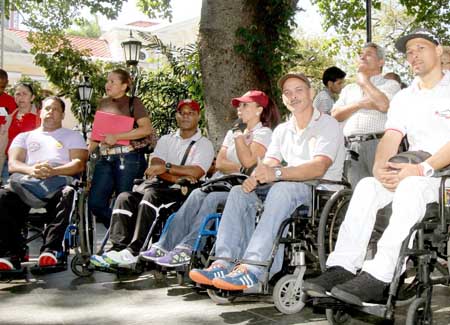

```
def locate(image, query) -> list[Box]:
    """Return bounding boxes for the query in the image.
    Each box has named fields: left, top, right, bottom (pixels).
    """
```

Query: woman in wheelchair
left=139, top=90, right=280, bottom=268
left=0, top=96, right=88, bottom=271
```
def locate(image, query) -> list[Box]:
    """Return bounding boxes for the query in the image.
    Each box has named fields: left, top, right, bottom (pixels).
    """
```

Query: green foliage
left=235, top=0, right=300, bottom=105
left=6, top=76, right=44, bottom=107
left=137, top=34, right=203, bottom=136
left=66, top=16, right=102, bottom=38
left=10, top=0, right=123, bottom=32
left=136, top=0, right=173, bottom=21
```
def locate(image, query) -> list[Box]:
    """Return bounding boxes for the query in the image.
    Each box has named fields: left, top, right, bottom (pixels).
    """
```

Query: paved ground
left=1, top=224, right=449, bottom=325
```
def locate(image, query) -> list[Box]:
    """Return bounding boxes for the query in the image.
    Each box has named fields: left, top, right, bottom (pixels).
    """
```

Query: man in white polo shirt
left=332, top=43, right=401, bottom=188
left=303, top=29, right=450, bottom=306
left=189, top=73, right=344, bottom=290
left=91, top=99, right=214, bottom=268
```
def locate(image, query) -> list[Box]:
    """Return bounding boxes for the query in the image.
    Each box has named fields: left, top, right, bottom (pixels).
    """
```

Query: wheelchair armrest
left=303, top=178, right=350, bottom=188
left=202, top=173, right=248, bottom=187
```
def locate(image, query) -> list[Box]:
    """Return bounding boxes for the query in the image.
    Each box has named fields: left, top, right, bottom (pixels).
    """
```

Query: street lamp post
left=366, top=0, right=372, bottom=42
left=121, top=30, right=142, bottom=97
left=78, top=76, right=93, bottom=141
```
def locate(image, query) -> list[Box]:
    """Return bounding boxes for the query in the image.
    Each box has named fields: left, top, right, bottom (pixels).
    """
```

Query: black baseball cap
left=395, top=28, right=440, bottom=53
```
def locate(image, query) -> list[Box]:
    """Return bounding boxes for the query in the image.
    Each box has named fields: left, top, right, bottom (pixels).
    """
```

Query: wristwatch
left=420, top=161, right=434, bottom=177
left=165, top=162, right=172, bottom=173
left=274, top=167, right=282, bottom=181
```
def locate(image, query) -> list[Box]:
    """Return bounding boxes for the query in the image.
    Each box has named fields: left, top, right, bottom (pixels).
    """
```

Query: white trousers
left=327, top=176, right=440, bottom=283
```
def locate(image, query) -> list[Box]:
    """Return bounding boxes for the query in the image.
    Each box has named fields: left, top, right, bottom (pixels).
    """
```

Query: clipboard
left=91, top=111, right=134, bottom=145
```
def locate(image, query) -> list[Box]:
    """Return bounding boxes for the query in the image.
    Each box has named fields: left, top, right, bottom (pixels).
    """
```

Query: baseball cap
left=278, top=72, right=311, bottom=90
left=395, top=28, right=440, bottom=53
left=177, top=99, right=200, bottom=112
left=231, top=90, right=269, bottom=108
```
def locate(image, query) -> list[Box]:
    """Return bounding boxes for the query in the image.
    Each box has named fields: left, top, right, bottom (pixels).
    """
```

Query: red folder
left=91, top=111, right=134, bottom=145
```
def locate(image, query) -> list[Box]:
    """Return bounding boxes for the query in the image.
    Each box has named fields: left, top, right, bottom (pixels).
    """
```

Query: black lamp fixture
left=121, top=30, right=142, bottom=67
left=78, top=76, right=93, bottom=102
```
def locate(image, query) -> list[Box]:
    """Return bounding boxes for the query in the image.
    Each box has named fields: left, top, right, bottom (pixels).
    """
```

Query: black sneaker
left=331, top=271, right=389, bottom=306
left=302, top=266, right=355, bottom=297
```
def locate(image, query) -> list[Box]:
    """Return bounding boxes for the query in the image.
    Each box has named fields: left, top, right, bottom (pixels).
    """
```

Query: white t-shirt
left=221, top=122, right=272, bottom=165
left=10, top=127, right=87, bottom=166
left=385, top=71, right=450, bottom=155
left=266, top=109, right=345, bottom=183
left=152, top=129, right=214, bottom=174
left=334, top=74, right=401, bottom=136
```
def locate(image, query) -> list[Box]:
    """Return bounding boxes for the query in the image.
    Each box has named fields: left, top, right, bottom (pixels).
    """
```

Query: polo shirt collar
left=410, top=70, right=450, bottom=93
left=287, top=108, right=322, bottom=133
left=248, top=122, right=263, bottom=132
left=370, top=74, right=384, bottom=83
left=175, top=128, right=202, bottom=141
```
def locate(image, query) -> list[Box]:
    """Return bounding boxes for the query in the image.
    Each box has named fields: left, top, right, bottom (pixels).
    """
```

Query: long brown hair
left=261, top=96, right=280, bottom=129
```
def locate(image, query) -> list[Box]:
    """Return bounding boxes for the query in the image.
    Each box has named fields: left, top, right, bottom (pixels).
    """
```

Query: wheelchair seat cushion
left=388, top=150, right=431, bottom=164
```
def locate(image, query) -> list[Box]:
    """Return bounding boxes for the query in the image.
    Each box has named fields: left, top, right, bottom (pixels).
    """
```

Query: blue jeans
left=88, top=152, right=146, bottom=223
left=215, top=182, right=312, bottom=280
left=1, top=160, right=9, bottom=185
left=155, top=188, right=230, bottom=251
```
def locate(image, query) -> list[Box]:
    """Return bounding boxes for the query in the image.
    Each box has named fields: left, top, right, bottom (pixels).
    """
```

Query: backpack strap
left=180, top=140, right=196, bottom=166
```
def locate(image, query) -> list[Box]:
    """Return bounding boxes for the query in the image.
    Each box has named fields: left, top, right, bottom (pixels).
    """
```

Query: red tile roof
left=9, top=29, right=112, bottom=58
left=127, top=21, right=159, bottom=28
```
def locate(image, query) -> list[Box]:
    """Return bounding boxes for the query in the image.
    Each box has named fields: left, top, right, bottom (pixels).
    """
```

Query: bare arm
left=234, top=135, right=267, bottom=168
left=103, top=116, right=153, bottom=145
left=215, top=147, right=241, bottom=174
left=144, top=157, right=205, bottom=183
left=268, top=156, right=332, bottom=182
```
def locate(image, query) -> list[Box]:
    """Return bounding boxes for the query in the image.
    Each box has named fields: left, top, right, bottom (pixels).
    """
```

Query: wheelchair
left=312, top=170, right=450, bottom=324
left=192, top=179, right=350, bottom=315
left=0, top=179, right=90, bottom=280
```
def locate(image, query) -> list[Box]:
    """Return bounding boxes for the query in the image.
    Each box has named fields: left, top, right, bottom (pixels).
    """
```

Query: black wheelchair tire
left=325, top=308, right=351, bottom=324
left=317, top=189, right=352, bottom=272
left=406, top=297, right=432, bottom=325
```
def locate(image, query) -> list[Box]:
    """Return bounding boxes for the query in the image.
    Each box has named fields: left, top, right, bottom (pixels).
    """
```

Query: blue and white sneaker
left=89, top=254, right=110, bottom=268
left=189, top=262, right=230, bottom=286
left=212, top=264, right=259, bottom=291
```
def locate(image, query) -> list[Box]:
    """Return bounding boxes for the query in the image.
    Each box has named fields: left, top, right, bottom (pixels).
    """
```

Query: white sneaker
left=103, top=249, right=137, bottom=268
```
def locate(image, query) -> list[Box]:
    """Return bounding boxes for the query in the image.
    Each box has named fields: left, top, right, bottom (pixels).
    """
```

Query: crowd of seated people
left=0, top=27, right=449, bottom=317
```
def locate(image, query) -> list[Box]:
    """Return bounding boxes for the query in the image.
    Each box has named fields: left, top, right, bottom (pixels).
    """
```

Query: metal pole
left=366, top=0, right=372, bottom=42
left=1, top=0, right=4, bottom=68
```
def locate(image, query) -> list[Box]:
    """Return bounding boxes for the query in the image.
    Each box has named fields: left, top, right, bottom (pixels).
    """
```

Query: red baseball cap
left=231, top=90, right=269, bottom=108
left=177, top=99, right=201, bottom=112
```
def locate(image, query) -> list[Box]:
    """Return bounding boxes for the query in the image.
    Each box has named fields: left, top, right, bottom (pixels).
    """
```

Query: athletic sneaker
left=139, top=246, right=167, bottom=262
left=212, top=265, right=259, bottom=291
left=103, top=249, right=138, bottom=267
left=89, top=254, right=110, bottom=268
left=155, top=248, right=191, bottom=267
left=189, top=262, right=230, bottom=286
left=0, top=258, right=15, bottom=271
left=38, top=251, right=58, bottom=267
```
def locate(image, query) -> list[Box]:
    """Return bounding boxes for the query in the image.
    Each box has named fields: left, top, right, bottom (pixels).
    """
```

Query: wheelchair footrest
left=29, top=263, right=67, bottom=275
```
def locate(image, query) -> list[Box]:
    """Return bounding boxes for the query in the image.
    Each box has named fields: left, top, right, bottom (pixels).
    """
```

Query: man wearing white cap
left=303, top=28, right=450, bottom=306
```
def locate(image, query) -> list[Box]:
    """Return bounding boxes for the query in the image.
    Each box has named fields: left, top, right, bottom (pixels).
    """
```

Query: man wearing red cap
left=91, top=99, right=214, bottom=268
left=304, top=28, right=450, bottom=306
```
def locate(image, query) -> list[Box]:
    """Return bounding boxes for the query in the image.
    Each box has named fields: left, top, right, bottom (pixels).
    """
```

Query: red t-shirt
left=0, top=92, right=16, bottom=125
left=6, top=111, right=41, bottom=153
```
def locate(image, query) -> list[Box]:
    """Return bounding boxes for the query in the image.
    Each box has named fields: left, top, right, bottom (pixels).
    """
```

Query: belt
left=345, top=133, right=383, bottom=143
left=99, top=145, right=135, bottom=156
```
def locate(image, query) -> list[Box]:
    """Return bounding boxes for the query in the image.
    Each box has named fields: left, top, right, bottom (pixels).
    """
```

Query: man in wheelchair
left=303, top=29, right=450, bottom=306
left=0, top=96, right=88, bottom=271
left=189, top=73, right=345, bottom=290
left=90, top=99, right=214, bottom=269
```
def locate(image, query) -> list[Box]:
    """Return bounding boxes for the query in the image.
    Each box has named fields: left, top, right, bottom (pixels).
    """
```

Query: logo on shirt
left=434, top=108, right=450, bottom=119
left=29, top=142, right=41, bottom=152
left=55, top=141, right=64, bottom=149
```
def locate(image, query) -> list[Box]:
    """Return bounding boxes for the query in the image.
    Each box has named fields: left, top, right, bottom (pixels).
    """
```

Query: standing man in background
left=313, top=66, right=346, bottom=114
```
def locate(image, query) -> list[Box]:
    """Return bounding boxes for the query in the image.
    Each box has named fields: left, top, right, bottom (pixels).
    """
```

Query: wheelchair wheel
left=273, top=274, right=305, bottom=314
left=325, top=308, right=351, bottom=324
left=71, top=254, right=94, bottom=277
left=406, top=297, right=432, bottom=325
left=318, top=189, right=352, bottom=271
left=207, top=288, right=236, bottom=304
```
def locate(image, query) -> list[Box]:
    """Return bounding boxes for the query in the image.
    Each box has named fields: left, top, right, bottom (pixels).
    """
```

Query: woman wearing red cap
left=88, top=69, right=153, bottom=228
left=140, top=90, right=280, bottom=268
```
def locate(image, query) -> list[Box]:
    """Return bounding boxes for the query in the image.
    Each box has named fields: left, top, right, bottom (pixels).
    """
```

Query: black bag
left=388, top=150, right=431, bottom=164
left=128, top=96, right=158, bottom=153
left=201, top=173, right=248, bottom=193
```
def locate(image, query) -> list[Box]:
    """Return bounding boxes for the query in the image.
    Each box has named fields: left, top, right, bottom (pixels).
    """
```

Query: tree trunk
left=199, top=0, right=265, bottom=150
